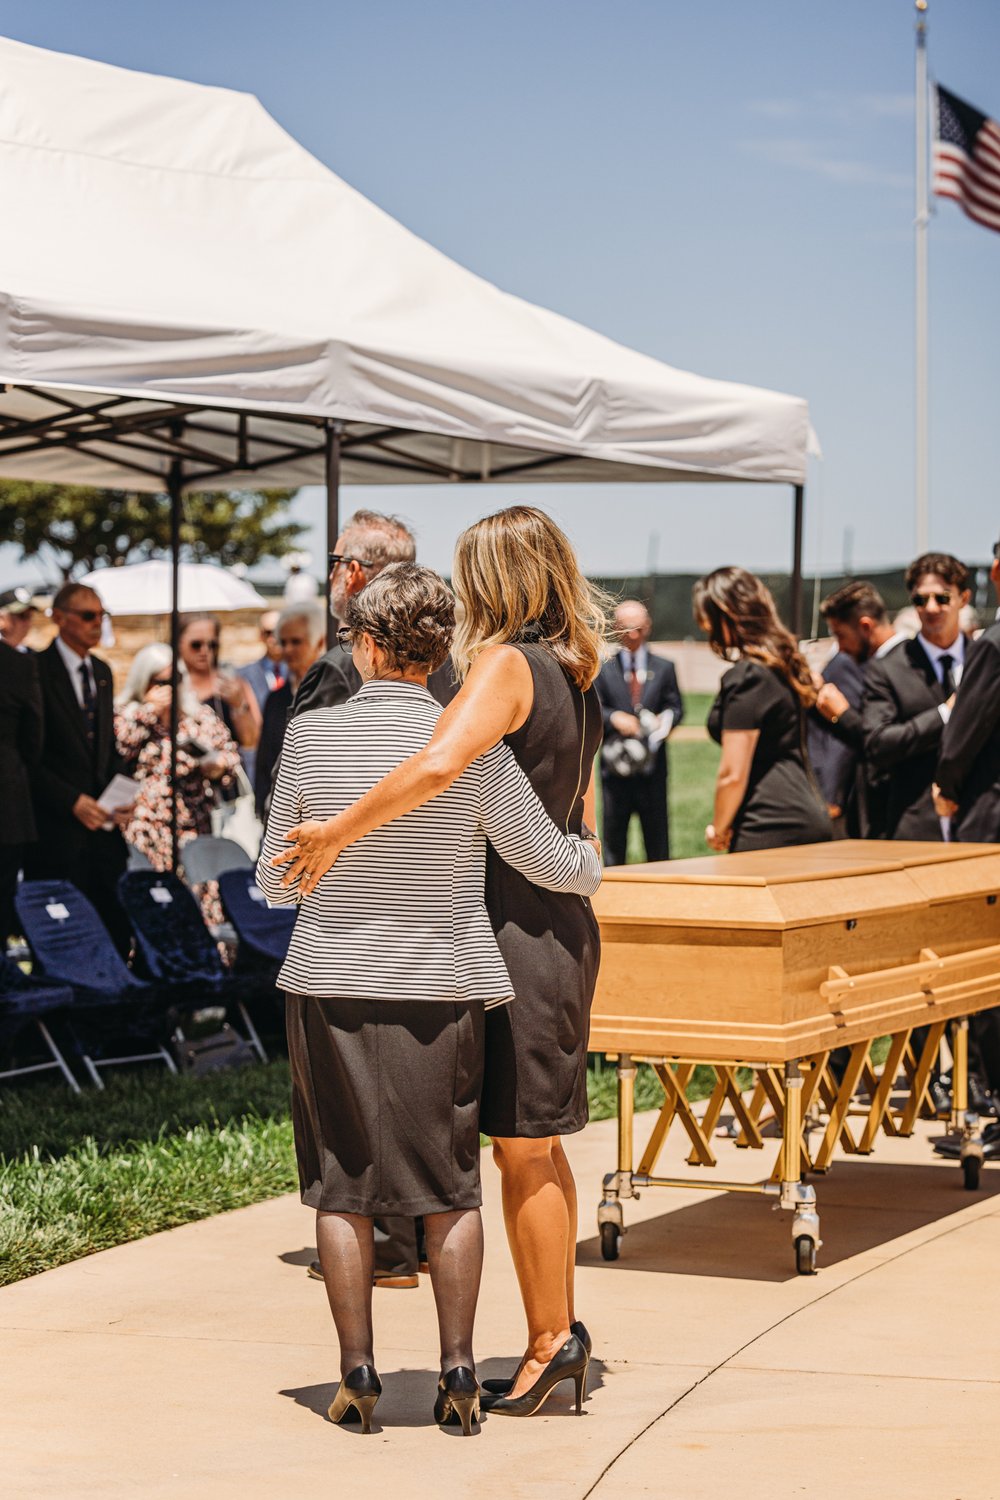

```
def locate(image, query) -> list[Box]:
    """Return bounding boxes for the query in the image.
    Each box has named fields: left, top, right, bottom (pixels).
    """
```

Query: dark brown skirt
left=285, top=994, right=485, bottom=1216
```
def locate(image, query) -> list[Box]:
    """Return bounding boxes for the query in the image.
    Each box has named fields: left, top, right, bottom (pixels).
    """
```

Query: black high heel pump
left=482, top=1321, right=592, bottom=1396
left=480, top=1334, right=588, bottom=1418
left=327, top=1364, right=382, bottom=1433
left=433, top=1366, right=481, bottom=1435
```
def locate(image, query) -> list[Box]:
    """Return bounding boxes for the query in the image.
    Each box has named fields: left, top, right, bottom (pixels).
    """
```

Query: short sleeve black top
left=707, top=658, right=833, bottom=852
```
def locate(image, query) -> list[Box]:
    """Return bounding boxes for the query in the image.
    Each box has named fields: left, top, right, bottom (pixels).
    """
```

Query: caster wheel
left=794, top=1235, right=817, bottom=1275
left=962, top=1155, right=981, bottom=1191
left=600, top=1222, right=621, bottom=1262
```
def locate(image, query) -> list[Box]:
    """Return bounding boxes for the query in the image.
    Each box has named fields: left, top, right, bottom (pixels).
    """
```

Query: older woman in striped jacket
left=257, top=563, right=600, bottom=1437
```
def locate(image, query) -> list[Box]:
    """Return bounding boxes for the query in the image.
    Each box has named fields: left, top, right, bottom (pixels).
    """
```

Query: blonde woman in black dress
left=275, top=507, right=607, bottom=1418
left=258, top=564, right=601, bottom=1434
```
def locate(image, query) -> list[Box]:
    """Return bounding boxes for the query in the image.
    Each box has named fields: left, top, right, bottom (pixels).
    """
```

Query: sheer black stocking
left=315, top=1210, right=375, bottom=1377
left=423, top=1207, right=484, bottom=1374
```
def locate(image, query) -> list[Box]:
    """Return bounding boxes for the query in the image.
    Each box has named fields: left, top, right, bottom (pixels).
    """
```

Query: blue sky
left=1, top=0, right=998, bottom=586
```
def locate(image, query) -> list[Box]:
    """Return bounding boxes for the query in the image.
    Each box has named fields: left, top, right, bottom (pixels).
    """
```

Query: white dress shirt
left=55, top=634, right=94, bottom=709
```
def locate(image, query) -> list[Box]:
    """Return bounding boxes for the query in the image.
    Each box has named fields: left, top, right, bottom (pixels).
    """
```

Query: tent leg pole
left=325, top=420, right=343, bottom=647
left=168, top=454, right=183, bottom=873
left=791, top=483, right=805, bottom=639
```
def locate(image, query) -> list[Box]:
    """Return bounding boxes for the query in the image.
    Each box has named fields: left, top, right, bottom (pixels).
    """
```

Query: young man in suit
left=24, top=583, right=133, bottom=954
left=861, top=553, right=972, bottom=841
left=0, top=639, right=43, bottom=945
left=810, top=582, right=908, bottom=838
left=595, top=599, right=683, bottom=865
left=935, top=537, right=1000, bottom=1117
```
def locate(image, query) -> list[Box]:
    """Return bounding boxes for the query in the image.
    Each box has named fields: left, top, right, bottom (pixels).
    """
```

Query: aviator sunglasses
left=911, top=591, right=953, bottom=608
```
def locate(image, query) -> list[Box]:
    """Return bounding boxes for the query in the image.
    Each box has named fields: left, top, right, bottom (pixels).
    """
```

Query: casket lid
left=594, top=841, right=1000, bottom=931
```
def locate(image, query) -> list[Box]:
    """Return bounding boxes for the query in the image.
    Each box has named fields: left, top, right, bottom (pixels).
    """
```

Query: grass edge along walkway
left=0, top=1058, right=711, bottom=1288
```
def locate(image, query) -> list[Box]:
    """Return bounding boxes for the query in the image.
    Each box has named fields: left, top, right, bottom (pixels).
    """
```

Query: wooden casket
left=589, top=841, right=1000, bottom=1273
left=590, top=840, right=1000, bottom=1064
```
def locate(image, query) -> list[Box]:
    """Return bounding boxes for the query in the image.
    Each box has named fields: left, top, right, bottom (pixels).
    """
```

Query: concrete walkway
left=2, top=1111, right=998, bottom=1499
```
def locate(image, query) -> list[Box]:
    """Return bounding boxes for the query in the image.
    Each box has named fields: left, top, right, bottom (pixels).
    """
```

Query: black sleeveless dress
left=479, top=644, right=603, bottom=1138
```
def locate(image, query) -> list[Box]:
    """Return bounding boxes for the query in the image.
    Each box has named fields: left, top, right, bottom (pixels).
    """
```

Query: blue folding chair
left=117, top=870, right=269, bottom=1062
left=14, top=881, right=177, bottom=1088
left=0, top=955, right=80, bottom=1092
left=218, top=868, right=295, bottom=967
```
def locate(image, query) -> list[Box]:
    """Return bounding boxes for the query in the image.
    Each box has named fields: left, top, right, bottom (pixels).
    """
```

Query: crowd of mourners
left=2, top=512, right=999, bottom=1428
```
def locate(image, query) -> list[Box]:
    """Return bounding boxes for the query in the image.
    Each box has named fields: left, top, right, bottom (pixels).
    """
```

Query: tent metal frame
left=0, top=384, right=805, bottom=869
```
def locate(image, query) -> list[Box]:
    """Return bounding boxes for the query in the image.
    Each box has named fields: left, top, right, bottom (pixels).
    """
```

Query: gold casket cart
left=590, top=840, right=1000, bottom=1274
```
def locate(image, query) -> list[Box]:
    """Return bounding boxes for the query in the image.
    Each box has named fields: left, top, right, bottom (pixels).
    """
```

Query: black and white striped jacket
left=256, top=680, right=601, bottom=1005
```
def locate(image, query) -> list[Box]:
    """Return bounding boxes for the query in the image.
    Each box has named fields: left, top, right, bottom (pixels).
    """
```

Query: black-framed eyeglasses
left=328, top=552, right=374, bottom=573
left=335, top=625, right=354, bottom=652
left=911, top=591, right=953, bottom=608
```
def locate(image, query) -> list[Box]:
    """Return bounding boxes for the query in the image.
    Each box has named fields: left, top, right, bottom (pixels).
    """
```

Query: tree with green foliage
left=0, top=481, right=306, bottom=579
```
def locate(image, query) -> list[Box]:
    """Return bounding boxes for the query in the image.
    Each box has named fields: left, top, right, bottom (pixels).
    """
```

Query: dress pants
left=24, top=826, right=130, bottom=956
left=0, top=844, right=23, bottom=948
left=602, top=772, right=669, bottom=866
left=375, top=1216, right=424, bottom=1276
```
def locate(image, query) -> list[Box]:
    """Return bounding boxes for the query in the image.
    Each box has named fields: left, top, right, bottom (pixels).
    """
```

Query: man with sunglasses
left=285, top=510, right=453, bottom=1292
left=933, top=538, right=1000, bottom=1123
left=861, top=552, right=972, bottom=842
left=25, top=582, right=133, bottom=953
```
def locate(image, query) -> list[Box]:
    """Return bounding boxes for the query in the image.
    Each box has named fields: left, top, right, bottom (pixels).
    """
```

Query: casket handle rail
left=821, top=942, right=1000, bottom=1009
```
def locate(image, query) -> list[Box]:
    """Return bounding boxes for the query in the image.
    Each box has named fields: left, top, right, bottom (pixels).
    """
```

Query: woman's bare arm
left=273, top=645, right=534, bottom=893
left=707, top=729, right=759, bottom=850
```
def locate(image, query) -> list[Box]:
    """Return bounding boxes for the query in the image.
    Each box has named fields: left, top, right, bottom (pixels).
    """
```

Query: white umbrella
left=78, top=560, right=267, bottom=615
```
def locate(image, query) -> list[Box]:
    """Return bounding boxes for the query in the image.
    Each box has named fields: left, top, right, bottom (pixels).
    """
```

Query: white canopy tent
left=0, top=36, right=812, bottom=858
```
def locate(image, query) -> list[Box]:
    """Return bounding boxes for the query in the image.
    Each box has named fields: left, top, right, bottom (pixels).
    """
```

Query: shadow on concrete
left=277, top=1246, right=316, bottom=1268
left=280, top=1359, right=608, bottom=1431
left=576, top=1160, right=1000, bottom=1283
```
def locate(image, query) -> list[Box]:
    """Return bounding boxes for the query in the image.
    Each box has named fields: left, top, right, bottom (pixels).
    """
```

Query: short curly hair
left=905, top=552, right=969, bottom=593
left=346, top=563, right=454, bottom=674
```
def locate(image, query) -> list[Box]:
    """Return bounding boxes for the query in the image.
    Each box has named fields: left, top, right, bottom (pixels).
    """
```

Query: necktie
left=939, top=654, right=956, bottom=698
left=626, top=653, right=642, bottom=709
left=79, top=659, right=96, bottom=742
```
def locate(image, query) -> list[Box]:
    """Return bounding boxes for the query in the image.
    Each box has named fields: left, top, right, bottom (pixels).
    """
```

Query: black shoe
left=327, top=1364, right=381, bottom=1433
left=482, top=1322, right=592, bottom=1395
left=929, top=1079, right=952, bottom=1117
left=968, top=1074, right=992, bottom=1117
left=480, top=1334, right=588, bottom=1417
left=433, top=1366, right=480, bottom=1435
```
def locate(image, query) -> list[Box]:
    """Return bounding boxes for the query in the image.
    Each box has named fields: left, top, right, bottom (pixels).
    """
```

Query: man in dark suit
left=254, top=601, right=325, bottom=820
left=861, top=553, right=972, bottom=841
left=0, top=640, right=43, bottom=945
left=236, top=608, right=283, bottom=786
left=935, top=538, right=1000, bottom=1111
left=286, top=512, right=446, bottom=1291
left=810, top=582, right=908, bottom=838
left=595, top=599, right=683, bottom=865
left=24, top=582, right=133, bottom=954
left=0, top=587, right=37, bottom=652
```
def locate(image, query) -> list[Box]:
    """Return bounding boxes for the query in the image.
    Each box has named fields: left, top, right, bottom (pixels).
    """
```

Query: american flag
left=933, top=84, right=1000, bottom=235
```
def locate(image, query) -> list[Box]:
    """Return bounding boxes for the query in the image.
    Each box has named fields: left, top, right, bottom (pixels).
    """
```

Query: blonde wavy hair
left=451, top=505, right=610, bottom=689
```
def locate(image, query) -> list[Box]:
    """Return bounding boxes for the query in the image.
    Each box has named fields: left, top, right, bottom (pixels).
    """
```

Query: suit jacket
left=936, top=619, right=1000, bottom=843
left=254, top=680, right=293, bottom=818
left=31, top=639, right=125, bottom=852
left=237, top=655, right=284, bottom=713
left=0, top=640, right=43, bottom=845
left=594, top=650, right=683, bottom=777
left=861, top=636, right=956, bottom=840
left=291, top=648, right=459, bottom=719
left=807, top=651, right=865, bottom=825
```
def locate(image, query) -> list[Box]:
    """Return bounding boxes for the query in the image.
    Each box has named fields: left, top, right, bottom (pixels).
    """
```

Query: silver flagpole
left=915, top=0, right=930, bottom=553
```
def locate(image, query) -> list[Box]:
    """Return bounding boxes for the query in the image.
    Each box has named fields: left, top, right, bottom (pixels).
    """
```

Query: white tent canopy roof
left=0, top=36, right=809, bottom=494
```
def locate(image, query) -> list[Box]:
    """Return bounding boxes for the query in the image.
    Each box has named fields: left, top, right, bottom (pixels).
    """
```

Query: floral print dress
left=115, top=700, right=241, bottom=924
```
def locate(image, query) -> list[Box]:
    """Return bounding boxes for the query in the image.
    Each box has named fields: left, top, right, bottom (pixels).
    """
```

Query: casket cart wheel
left=794, top=1234, right=817, bottom=1275
left=962, top=1154, right=981, bottom=1191
left=600, top=1222, right=621, bottom=1261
